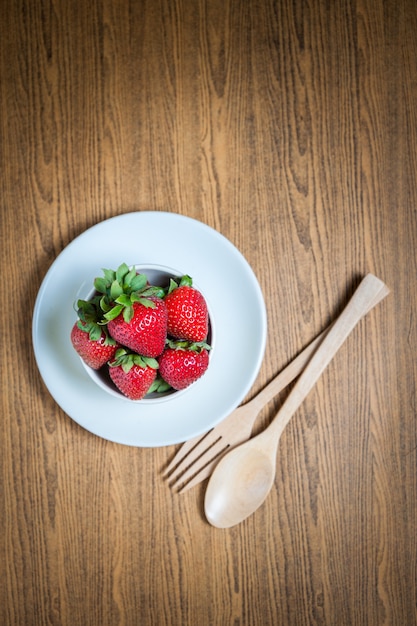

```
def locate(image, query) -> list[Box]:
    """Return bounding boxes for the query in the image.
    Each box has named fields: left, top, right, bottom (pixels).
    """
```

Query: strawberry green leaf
left=194, top=341, right=212, bottom=351
left=137, top=297, right=156, bottom=308
left=103, top=333, right=117, bottom=346
left=124, top=267, right=137, bottom=286
left=121, top=357, right=134, bottom=373
left=140, top=356, right=159, bottom=369
left=110, top=280, right=124, bottom=300
left=165, top=338, right=211, bottom=352
left=113, top=347, right=129, bottom=360
left=90, top=294, right=103, bottom=307
left=130, top=273, right=147, bottom=292
left=88, top=325, right=102, bottom=342
left=104, top=304, right=124, bottom=321
left=109, top=348, right=158, bottom=373
left=116, top=263, right=130, bottom=284
left=166, top=275, right=192, bottom=293
left=165, top=338, right=190, bottom=350
left=100, top=295, right=111, bottom=312
left=167, top=278, right=178, bottom=295
left=94, top=277, right=108, bottom=294
left=109, top=348, right=131, bottom=371
left=147, top=377, right=172, bottom=393
left=102, top=268, right=116, bottom=283
left=131, top=354, right=151, bottom=368
left=77, top=299, right=96, bottom=319
left=179, top=275, right=193, bottom=287
left=141, top=286, right=165, bottom=299
left=130, top=293, right=157, bottom=308
left=115, top=294, right=132, bottom=307
left=122, top=305, right=134, bottom=323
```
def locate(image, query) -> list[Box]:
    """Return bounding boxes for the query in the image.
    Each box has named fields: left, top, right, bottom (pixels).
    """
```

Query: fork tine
left=164, top=433, right=208, bottom=476
left=164, top=428, right=221, bottom=479
left=176, top=446, right=231, bottom=493
left=169, top=437, right=229, bottom=490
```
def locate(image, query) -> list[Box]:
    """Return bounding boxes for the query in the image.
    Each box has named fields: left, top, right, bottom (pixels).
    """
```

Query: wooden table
left=2, top=1, right=416, bottom=624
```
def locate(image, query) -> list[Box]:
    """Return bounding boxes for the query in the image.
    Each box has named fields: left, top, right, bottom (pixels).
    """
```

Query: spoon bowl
left=205, top=443, right=276, bottom=528
left=204, top=274, right=389, bottom=528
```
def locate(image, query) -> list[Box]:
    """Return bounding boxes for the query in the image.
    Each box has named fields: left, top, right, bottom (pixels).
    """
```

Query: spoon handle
left=265, top=274, right=389, bottom=447
left=248, top=278, right=389, bottom=414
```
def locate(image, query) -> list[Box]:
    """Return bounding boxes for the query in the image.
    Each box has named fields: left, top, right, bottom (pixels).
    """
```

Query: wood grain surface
left=1, top=0, right=416, bottom=624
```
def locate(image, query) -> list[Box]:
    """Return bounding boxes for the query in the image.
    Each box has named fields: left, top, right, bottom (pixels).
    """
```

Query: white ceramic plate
left=32, top=212, right=267, bottom=447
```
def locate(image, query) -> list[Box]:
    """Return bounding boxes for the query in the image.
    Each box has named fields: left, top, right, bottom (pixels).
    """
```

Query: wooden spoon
left=204, top=274, right=389, bottom=528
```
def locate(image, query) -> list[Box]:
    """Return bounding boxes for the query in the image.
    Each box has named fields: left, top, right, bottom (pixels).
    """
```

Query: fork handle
left=264, top=274, right=389, bottom=448
left=247, top=331, right=326, bottom=412
left=249, top=276, right=390, bottom=415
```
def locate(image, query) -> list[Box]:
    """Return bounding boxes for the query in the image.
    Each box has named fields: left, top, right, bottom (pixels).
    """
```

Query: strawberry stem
left=94, top=263, right=165, bottom=324
left=165, top=338, right=211, bottom=352
left=109, top=348, right=159, bottom=373
left=75, top=298, right=116, bottom=345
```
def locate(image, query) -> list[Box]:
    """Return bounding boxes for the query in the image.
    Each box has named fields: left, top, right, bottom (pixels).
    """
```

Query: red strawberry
left=108, top=349, right=159, bottom=400
left=95, top=263, right=167, bottom=358
left=164, top=276, right=208, bottom=342
left=70, top=298, right=118, bottom=369
left=107, top=297, right=167, bottom=357
left=158, top=341, right=210, bottom=390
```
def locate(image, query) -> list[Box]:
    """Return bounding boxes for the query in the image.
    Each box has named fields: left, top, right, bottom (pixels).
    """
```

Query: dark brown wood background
left=1, top=1, right=416, bottom=624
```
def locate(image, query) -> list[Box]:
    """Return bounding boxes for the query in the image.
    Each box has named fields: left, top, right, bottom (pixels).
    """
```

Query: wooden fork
left=164, top=282, right=390, bottom=493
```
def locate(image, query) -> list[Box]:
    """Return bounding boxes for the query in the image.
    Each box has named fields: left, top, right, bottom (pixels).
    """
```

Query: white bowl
left=79, top=264, right=214, bottom=403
